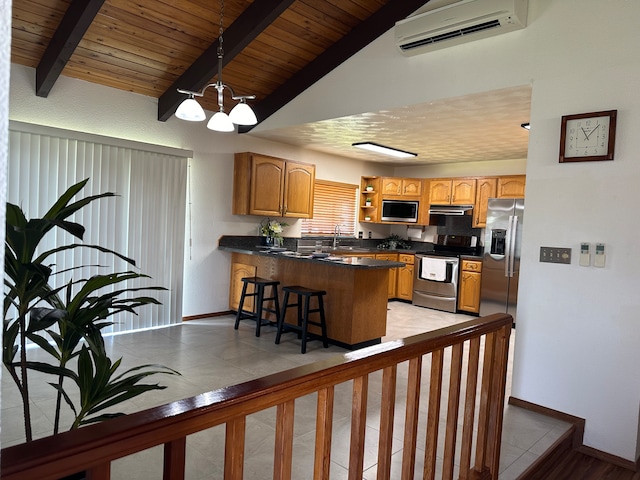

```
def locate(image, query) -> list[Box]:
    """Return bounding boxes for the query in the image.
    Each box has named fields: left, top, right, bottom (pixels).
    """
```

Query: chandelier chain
left=218, top=0, right=224, bottom=56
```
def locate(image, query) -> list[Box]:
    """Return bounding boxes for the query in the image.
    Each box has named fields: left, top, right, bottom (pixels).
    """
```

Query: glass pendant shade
left=207, top=111, right=235, bottom=132
left=229, top=102, right=258, bottom=126
left=175, top=97, right=206, bottom=122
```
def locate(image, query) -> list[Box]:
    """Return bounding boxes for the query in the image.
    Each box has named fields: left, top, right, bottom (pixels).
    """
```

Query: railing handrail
left=1, top=313, right=513, bottom=480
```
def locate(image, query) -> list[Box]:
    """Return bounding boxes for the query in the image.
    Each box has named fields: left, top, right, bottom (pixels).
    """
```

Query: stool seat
left=234, top=277, right=280, bottom=337
left=275, top=285, right=328, bottom=353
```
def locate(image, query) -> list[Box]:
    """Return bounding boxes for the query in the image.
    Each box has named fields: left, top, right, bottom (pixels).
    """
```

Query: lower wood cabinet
left=457, top=259, right=482, bottom=314
left=396, top=254, right=415, bottom=301
left=229, top=262, right=257, bottom=311
left=375, top=253, right=398, bottom=298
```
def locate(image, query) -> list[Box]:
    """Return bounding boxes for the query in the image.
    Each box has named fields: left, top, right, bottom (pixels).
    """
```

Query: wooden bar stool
left=234, top=277, right=280, bottom=337
left=275, top=286, right=329, bottom=354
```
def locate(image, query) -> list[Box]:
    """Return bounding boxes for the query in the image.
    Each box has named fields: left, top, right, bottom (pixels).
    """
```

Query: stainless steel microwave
left=381, top=200, right=419, bottom=223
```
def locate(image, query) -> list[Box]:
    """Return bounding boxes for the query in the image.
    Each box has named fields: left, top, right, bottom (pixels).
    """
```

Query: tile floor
left=1, top=302, right=571, bottom=479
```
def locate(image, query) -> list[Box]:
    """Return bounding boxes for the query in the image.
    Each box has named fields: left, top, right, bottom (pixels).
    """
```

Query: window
left=301, top=180, right=357, bottom=236
left=8, top=125, right=189, bottom=333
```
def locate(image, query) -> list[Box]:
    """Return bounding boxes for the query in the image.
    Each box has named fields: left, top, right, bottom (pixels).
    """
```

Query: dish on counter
left=310, top=252, right=329, bottom=258
left=257, top=246, right=288, bottom=252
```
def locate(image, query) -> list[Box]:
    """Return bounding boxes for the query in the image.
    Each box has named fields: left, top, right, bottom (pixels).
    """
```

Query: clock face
left=564, top=115, right=611, bottom=158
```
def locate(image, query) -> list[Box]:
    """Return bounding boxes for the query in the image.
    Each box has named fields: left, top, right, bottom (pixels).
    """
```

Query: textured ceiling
left=250, top=85, right=532, bottom=165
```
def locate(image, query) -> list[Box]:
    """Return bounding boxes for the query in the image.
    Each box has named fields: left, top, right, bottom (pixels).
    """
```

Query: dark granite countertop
left=218, top=242, right=405, bottom=269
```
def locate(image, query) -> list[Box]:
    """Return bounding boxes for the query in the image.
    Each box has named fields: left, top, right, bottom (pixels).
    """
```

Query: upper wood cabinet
left=496, top=175, right=526, bottom=199
left=381, top=177, right=423, bottom=197
left=233, top=152, right=315, bottom=218
left=473, top=177, right=498, bottom=228
left=429, top=178, right=476, bottom=205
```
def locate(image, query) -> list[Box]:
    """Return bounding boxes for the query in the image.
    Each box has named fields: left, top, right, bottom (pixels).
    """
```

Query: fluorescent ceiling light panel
left=352, top=142, right=417, bottom=158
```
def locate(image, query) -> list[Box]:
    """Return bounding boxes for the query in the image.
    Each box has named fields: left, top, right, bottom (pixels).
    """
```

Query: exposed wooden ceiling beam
left=36, top=0, right=106, bottom=97
left=239, top=0, right=430, bottom=133
left=157, top=0, right=295, bottom=122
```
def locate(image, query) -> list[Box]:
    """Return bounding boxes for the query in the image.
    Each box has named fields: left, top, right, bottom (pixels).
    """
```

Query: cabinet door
left=396, top=264, right=414, bottom=300
left=381, top=178, right=401, bottom=196
left=376, top=253, right=397, bottom=298
left=428, top=179, right=452, bottom=204
left=458, top=270, right=482, bottom=313
left=473, top=178, right=498, bottom=228
left=401, top=178, right=422, bottom=197
left=229, top=262, right=258, bottom=311
left=497, top=175, right=526, bottom=198
left=283, top=162, right=315, bottom=218
left=249, top=156, right=285, bottom=216
left=451, top=179, right=476, bottom=205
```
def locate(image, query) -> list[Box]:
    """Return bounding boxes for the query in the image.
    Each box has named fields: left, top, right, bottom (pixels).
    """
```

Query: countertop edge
left=219, top=246, right=405, bottom=269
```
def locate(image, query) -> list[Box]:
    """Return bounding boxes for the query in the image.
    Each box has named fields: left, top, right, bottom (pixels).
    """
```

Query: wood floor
left=541, top=450, right=640, bottom=480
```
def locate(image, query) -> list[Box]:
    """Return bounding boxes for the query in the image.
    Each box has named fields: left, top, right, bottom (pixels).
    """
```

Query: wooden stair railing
left=1, top=313, right=512, bottom=480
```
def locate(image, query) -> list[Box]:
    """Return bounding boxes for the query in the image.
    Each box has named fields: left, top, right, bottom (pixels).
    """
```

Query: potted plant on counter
left=377, top=234, right=411, bottom=250
left=4, top=178, right=179, bottom=443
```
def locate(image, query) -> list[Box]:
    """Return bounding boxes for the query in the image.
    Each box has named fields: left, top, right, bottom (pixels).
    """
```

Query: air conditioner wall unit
left=395, top=0, right=529, bottom=56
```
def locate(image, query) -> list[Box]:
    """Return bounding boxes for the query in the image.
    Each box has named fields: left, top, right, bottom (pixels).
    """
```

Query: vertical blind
left=301, top=180, right=357, bottom=236
left=7, top=127, right=188, bottom=333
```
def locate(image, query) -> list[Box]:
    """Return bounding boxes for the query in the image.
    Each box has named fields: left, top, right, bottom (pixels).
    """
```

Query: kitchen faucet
left=333, top=224, right=341, bottom=248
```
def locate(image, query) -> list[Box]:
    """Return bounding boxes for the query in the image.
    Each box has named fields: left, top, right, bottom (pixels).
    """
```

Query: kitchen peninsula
left=219, top=236, right=405, bottom=349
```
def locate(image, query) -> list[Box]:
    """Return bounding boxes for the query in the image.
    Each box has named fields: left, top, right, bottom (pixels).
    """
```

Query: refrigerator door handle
left=504, top=215, right=514, bottom=277
left=508, top=215, right=518, bottom=277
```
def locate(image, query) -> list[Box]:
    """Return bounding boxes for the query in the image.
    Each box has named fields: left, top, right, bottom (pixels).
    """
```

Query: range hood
left=428, top=204, right=474, bottom=216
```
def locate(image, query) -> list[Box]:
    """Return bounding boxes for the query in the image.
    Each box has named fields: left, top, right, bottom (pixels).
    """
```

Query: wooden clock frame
left=559, top=110, right=617, bottom=163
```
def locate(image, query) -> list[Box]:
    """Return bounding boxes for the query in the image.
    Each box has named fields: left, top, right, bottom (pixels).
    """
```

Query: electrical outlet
left=539, top=246, right=571, bottom=264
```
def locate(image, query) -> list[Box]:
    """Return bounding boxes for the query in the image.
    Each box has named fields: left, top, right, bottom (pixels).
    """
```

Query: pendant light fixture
left=174, top=0, right=257, bottom=132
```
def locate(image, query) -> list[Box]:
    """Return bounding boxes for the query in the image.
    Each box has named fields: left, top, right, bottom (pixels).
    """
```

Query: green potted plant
left=4, top=178, right=178, bottom=442
left=377, top=234, right=411, bottom=250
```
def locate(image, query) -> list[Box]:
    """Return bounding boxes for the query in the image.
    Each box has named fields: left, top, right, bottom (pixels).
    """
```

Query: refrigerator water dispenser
left=490, top=229, right=507, bottom=255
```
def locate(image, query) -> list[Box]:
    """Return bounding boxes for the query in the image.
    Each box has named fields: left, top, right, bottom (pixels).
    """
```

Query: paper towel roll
left=407, top=227, right=422, bottom=239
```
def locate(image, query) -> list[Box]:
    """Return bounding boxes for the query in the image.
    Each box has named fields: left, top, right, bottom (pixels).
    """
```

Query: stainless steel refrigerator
left=479, top=198, right=524, bottom=323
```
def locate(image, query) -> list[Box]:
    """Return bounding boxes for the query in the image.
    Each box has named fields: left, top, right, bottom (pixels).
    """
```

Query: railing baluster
left=274, top=399, right=295, bottom=480
left=475, top=331, right=497, bottom=475
left=485, top=325, right=511, bottom=479
left=376, top=365, right=398, bottom=480
left=443, top=342, right=464, bottom=480
left=424, top=348, right=444, bottom=480
left=314, top=386, right=335, bottom=480
left=401, top=356, right=422, bottom=480
left=163, top=437, right=186, bottom=480
left=348, top=375, right=369, bottom=480
left=460, top=337, right=481, bottom=479
left=224, top=416, right=246, bottom=480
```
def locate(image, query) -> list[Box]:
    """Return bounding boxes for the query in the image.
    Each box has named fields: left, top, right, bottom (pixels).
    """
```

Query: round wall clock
left=559, top=110, right=617, bottom=162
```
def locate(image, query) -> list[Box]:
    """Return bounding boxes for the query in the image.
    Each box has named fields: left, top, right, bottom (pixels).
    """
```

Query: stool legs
left=234, top=281, right=250, bottom=330
left=276, top=287, right=329, bottom=353
left=275, top=290, right=290, bottom=345
left=235, top=278, right=280, bottom=337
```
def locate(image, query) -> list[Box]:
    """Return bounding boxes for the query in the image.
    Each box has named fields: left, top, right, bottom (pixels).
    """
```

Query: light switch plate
left=540, top=246, right=572, bottom=264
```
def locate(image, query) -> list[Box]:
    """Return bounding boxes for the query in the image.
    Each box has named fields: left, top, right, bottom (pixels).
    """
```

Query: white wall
left=7, top=0, right=640, bottom=462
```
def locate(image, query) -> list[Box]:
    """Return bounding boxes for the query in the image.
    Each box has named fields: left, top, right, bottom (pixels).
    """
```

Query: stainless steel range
left=412, top=235, right=479, bottom=313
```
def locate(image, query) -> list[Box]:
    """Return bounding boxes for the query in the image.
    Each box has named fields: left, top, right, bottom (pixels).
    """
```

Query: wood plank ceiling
left=10, top=0, right=429, bottom=129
